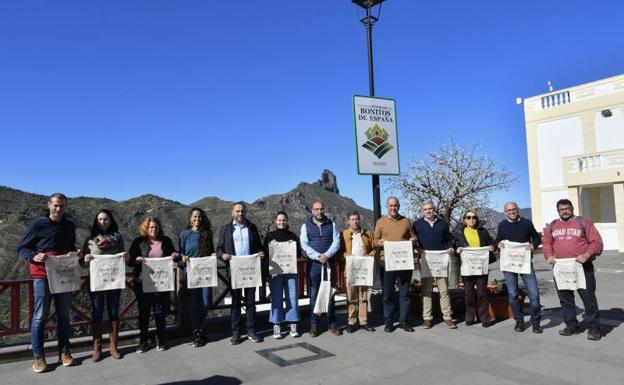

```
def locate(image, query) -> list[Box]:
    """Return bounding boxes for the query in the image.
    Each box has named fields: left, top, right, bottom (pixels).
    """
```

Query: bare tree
left=387, top=140, right=517, bottom=228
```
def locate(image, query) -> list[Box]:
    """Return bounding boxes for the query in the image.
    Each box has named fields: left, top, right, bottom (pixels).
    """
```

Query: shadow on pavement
left=599, top=307, right=624, bottom=337
left=159, top=375, right=242, bottom=385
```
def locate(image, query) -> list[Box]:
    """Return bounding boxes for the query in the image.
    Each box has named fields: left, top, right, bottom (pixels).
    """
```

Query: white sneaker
left=273, top=324, right=283, bottom=339
left=289, top=323, right=300, bottom=338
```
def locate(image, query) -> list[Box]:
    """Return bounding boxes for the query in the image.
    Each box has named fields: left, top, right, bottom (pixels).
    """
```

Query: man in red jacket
left=542, top=199, right=603, bottom=341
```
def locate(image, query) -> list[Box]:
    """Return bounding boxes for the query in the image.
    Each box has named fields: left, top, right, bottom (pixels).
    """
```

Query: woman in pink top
left=128, top=217, right=179, bottom=352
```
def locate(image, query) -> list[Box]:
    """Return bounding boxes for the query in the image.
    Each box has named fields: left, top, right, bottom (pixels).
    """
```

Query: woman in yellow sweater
left=453, top=209, right=495, bottom=327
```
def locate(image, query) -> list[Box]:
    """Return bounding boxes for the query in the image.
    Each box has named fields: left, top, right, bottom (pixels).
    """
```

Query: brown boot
left=109, top=320, right=123, bottom=359
left=91, top=322, right=103, bottom=362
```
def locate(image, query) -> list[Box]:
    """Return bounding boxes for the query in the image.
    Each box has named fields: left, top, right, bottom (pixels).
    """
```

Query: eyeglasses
left=505, top=208, right=518, bottom=212
left=464, top=215, right=477, bottom=220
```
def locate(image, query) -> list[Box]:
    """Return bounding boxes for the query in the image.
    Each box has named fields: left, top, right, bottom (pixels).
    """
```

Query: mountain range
left=0, top=170, right=530, bottom=280
left=0, top=170, right=373, bottom=280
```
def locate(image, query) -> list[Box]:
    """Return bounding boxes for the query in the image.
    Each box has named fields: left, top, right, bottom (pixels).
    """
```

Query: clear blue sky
left=2, top=0, right=623, bottom=210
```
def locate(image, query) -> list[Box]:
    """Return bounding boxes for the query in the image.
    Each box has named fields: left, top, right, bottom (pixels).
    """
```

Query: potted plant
left=486, top=279, right=525, bottom=320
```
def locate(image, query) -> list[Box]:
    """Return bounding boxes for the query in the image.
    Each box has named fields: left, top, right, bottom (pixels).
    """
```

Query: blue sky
left=1, top=0, right=623, bottom=210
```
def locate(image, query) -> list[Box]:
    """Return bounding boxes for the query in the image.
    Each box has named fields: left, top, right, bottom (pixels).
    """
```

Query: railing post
left=175, top=268, right=191, bottom=336
left=28, top=281, right=34, bottom=326
left=11, top=283, right=20, bottom=333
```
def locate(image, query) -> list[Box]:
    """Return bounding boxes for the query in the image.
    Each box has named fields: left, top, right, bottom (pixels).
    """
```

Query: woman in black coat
left=454, top=209, right=495, bottom=327
left=128, top=216, right=179, bottom=352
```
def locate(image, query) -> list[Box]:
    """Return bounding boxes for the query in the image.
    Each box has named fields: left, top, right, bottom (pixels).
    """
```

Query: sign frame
left=352, top=94, right=401, bottom=176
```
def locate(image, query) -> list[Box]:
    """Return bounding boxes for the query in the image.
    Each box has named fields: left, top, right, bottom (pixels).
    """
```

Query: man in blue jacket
left=217, top=201, right=264, bottom=345
left=413, top=201, right=456, bottom=329
left=301, top=200, right=342, bottom=337
left=17, top=193, right=79, bottom=373
left=495, top=201, right=543, bottom=333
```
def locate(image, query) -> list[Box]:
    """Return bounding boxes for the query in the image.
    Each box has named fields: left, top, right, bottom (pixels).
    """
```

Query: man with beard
left=542, top=199, right=603, bottom=341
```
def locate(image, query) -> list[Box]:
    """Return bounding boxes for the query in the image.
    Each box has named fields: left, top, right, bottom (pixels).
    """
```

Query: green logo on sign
left=362, top=124, right=394, bottom=159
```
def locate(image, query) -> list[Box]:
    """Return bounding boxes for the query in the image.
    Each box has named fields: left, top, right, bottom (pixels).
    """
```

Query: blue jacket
left=495, top=217, right=541, bottom=249
left=413, top=217, right=454, bottom=251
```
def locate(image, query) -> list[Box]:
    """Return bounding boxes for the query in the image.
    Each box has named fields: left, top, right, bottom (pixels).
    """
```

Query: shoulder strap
left=548, top=219, right=557, bottom=235
left=575, top=216, right=586, bottom=237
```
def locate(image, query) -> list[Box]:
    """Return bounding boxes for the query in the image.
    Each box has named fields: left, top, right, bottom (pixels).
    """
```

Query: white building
left=523, top=74, right=624, bottom=251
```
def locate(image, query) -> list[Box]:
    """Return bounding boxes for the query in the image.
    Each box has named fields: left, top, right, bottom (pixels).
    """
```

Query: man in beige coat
left=339, top=211, right=375, bottom=333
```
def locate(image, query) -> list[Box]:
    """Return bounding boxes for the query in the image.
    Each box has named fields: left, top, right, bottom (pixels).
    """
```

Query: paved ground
left=2, top=252, right=623, bottom=385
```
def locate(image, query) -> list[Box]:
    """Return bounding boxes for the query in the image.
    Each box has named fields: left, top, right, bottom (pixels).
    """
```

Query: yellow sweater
left=463, top=227, right=480, bottom=247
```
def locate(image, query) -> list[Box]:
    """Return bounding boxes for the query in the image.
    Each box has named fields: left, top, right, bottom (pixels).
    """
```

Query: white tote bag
left=421, top=250, right=450, bottom=278
left=89, top=253, right=126, bottom=292
left=45, top=252, right=82, bottom=294
left=553, top=258, right=586, bottom=290
left=460, top=247, right=490, bottom=276
left=499, top=241, right=532, bottom=275
left=346, top=256, right=374, bottom=287
left=230, top=254, right=262, bottom=289
left=187, top=256, right=218, bottom=289
left=142, top=256, right=175, bottom=293
left=383, top=241, right=415, bottom=271
left=268, top=240, right=298, bottom=275
left=313, top=265, right=336, bottom=315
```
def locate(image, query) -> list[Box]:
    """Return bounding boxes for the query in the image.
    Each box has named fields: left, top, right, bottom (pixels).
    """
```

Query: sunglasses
left=464, top=215, right=478, bottom=220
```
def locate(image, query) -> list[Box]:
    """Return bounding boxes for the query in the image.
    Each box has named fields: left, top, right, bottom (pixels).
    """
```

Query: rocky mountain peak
left=314, top=169, right=339, bottom=194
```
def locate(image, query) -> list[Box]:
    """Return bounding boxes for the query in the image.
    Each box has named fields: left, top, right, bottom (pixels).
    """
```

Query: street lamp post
left=353, top=0, right=385, bottom=222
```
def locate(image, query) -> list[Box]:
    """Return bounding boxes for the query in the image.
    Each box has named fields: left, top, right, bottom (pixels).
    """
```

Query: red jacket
left=542, top=216, right=603, bottom=259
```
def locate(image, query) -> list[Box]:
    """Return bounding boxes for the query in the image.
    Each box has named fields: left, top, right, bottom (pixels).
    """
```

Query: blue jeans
left=379, top=260, right=411, bottom=325
left=90, top=289, right=121, bottom=323
left=503, top=266, right=541, bottom=324
left=134, top=283, right=169, bottom=342
left=31, top=278, right=72, bottom=358
left=231, top=288, right=256, bottom=334
left=270, top=274, right=299, bottom=324
left=188, top=287, right=211, bottom=330
left=556, top=262, right=600, bottom=330
left=309, top=262, right=336, bottom=326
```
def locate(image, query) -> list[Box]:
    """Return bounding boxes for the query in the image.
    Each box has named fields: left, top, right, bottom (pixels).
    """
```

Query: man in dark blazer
left=217, top=201, right=264, bottom=345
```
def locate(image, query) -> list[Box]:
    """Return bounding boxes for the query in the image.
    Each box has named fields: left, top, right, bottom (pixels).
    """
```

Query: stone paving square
left=255, top=342, right=335, bottom=367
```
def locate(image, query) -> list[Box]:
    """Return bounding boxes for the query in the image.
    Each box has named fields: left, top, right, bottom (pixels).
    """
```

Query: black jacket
left=262, top=228, right=302, bottom=280
left=128, top=236, right=177, bottom=280
left=453, top=223, right=496, bottom=263
left=216, top=220, right=262, bottom=259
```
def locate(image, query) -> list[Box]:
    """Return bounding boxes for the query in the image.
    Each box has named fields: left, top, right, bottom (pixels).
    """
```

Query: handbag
left=313, top=264, right=336, bottom=315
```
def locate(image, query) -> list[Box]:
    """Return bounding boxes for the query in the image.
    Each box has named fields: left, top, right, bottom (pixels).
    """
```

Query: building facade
left=524, top=74, right=624, bottom=251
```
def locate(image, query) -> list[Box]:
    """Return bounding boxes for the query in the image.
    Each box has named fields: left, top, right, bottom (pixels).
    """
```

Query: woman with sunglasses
left=453, top=209, right=495, bottom=327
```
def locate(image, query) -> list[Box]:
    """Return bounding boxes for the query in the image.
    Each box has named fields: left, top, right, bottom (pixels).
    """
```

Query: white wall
left=595, top=108, right=624, bottom=152
left=537, top=117, right=584, bottom=188
left=595, top=224, right=618, bottom=250
left=541, top=189, right=569, bottom=228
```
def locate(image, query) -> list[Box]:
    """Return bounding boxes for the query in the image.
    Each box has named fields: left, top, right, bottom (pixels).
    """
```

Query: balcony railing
left=541, top=91, right=571, bottom=109
left=564, top=149, right=624, bottom=174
